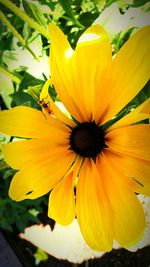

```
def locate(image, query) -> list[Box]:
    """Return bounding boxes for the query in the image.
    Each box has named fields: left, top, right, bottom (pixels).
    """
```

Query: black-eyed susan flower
left=0, top=23, right=150, bottom=251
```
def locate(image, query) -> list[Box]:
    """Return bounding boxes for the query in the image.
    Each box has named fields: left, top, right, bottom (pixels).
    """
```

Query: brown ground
left=1, top=228, right=150, bottom=267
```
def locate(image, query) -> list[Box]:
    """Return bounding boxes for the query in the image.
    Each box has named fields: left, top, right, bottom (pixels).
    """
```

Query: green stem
left=0, top=10, right=39, bottom=60
left=0, top=0, right=49, bottom=39
left=71, top=15, right=85, bottom=29
left=0, top=65, right=20, bottom=83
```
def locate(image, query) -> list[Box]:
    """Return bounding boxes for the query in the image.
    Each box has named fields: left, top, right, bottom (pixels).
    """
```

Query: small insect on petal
left=38, top=98, right=52, bottom=115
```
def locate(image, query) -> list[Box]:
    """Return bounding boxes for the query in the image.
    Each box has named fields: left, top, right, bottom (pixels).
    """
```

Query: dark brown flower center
left=70, top=122, right=106, bottom=158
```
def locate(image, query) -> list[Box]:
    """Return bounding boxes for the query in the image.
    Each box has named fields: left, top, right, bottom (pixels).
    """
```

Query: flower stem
left=0, top=65, right=20, bottom=84
left=0, top=0, right=49, bottom=39
left=0, top=10, right=39, bottom=60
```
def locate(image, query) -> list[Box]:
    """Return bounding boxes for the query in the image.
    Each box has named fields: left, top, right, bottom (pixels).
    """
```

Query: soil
left=1, top=226, right=150, bottom=267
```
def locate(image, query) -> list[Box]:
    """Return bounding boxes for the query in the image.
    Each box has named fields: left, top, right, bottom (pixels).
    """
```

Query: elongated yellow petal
left=97, top=153, right=146, bottom=248
left=2, top=139, right=70, bottom=169
left=48, top=172, right=75, bottom=225
left=9, top=150, right=75, bottom=201
left=48, top=157, right=82, bottom=225
left=74, top=24, right=112, bottom=121
left=0, top=106, right=69, bottom=138
left=108, top=98, right=150, bottom=131
left=100, top=147, right=150, bottom=198
left=40, top=80, right=75, bottom=127
left=103, top=150, right=150, bottom=187
left=106, top=124, right=150, bottom=161
left=100, top=26, right=150, bottom=124
left=49, top=23, right=85, bottom=122
left=49, top=23, right=112, bottom=122
left=76, top=159, right=114, bottom=251
left=135, top=184, right=150, bottom=196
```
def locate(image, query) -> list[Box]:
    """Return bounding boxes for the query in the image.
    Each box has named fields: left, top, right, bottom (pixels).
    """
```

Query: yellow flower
left=0, top=23, right=150, bottom=251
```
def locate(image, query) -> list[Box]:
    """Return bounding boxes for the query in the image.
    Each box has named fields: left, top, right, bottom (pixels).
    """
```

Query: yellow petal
left=100, top=26, right=150, bottom=124
left=97, top=153, right=146, bottom=248
left=104, top=150, right=150, bottom=187
left=101, top=150, right=150, bottom=197
left=108, top=97, right=150, bottom=131
left=74, top=24, right=112, bottom=121
left=9, top=150, right=75, bottom=201
left=48, top=172, right=75, bottom=225
left=106, top=124, right=150, bottom=161
left=0, top=106, right=69, bottom=139
left=135, top=184, right=150, bottom=196
left=130, top=177, right=150, bottom=197
left=2, top=139, right=70, bottom=170
left=40, top=80, right=75, bottom=127
left=48, top=157, right=82, bottom=225
left=49, top=23, right=85, bottom=122
left=76, top=159, right=113, bottom=251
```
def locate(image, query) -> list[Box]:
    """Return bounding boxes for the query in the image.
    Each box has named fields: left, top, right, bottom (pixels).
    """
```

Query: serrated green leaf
left=22, top=0, right=47, bottom=27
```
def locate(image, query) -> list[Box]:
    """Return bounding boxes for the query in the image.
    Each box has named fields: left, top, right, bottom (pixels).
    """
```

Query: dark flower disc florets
left=70, top=121, right=106, bottom=158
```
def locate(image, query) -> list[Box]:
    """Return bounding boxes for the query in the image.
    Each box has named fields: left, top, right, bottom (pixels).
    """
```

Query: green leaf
left=22, top=0, right=47, bottom=27
left=0, top=161, right=9, bottom=170
left=112, top=27, right=135, bottom=53
left=27, top=84, right=43, bottom=101
left=22, top=22, right=32, bottom=41
left=0, top=0, right=20, bottom=16
left=58, top=0, right=75, bottom=18
left=134, top=80, right=150, bottom=105
left=2, top=169, right=16, bottom=179
left=34, top=248, right=48, bottom=265
left=79, top=12, right=98, bottom=27
left=131, top=0, right=149, bottom=7
left=10, top=91, right=36, bottom=106
left=28, top=208, right=39, bottom=217
left=19, top=72, right=44, bottom=91
left=48, top=85, right=57, bottom=101
left=105, top=0, right=119, bottom=8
